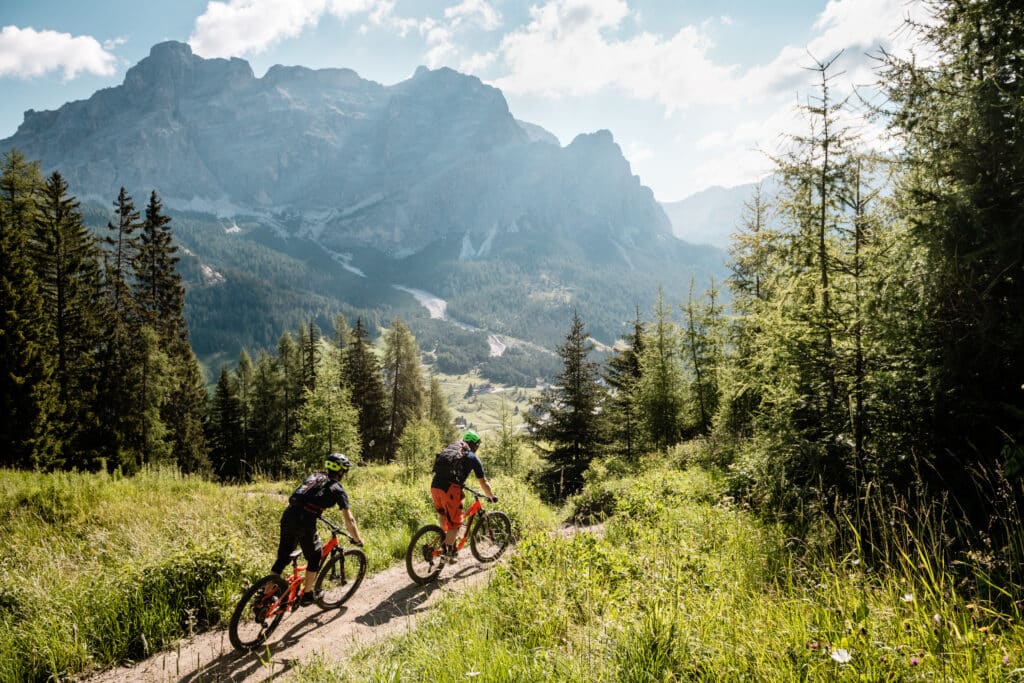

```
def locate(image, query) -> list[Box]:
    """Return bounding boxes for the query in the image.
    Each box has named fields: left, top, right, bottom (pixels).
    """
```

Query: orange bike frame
left=267, top=532, right=341, bottom=618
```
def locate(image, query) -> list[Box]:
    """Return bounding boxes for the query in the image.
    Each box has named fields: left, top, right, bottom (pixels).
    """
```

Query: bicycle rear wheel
left=406, top=524, right=446, bottom=584
left=470, top=511, right=512, bottom=562
left=316, top=548, right=367, bottom=608
left=228, top=574, right=289, bottom=651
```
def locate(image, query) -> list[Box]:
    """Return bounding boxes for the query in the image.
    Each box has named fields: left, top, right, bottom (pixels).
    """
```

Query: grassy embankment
left=290, top=464, right=1024, bottom=682
left=0, top=465, right=555, bottom=683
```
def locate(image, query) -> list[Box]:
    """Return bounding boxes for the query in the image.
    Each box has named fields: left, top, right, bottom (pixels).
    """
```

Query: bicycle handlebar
left=462, top=485, right=497, bottom=503
left=317, top=516, right=362, bottom=546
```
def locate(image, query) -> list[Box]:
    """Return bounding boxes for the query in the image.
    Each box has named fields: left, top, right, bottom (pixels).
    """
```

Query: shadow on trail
left=356, top=564, right=488, bottom=627
left=175, top=607, right=349, bottom=683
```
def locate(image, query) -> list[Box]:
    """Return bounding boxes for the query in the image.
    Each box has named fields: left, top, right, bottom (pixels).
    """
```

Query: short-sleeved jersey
left=290, top=474, right=350, bottom=517
left=430, top=450, right=485, bottom=490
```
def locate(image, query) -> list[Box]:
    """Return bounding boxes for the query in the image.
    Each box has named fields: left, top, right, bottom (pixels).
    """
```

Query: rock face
left=3, top=41, right=671, bottom=256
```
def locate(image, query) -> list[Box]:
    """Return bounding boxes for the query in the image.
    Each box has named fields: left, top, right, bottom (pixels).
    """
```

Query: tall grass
left=289, top=466, right=1024, bottom=682
left=0, top=465, right=554, bottom=682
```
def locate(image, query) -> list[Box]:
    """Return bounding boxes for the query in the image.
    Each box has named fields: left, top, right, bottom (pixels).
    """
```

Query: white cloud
left=491, top=0, right=742, bottom=111
left=444, top=0, right=501, bottom=31
left=189, top=0, right=382, bottom=58
left=0, top=25, right=117, bottom=80
left=622, top=141, right=653, bottom=164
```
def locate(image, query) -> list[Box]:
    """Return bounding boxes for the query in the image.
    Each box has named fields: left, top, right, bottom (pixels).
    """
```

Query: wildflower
left=1004, top=655, right=1011, bottom=665
left=806, top=640, right=820, bottom=650
left=910, top=656, right=921, bottom=666
left=901, top=594, right=914, bottom=603
left=932, top=614, right=942, bottom=625
left=831, top=649, right=852, bottom=664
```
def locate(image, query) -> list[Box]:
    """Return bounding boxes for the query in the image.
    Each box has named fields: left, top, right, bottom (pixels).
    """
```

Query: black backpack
left=433, top=441, right=468, bottom=484
left=289, top=472, right=331, bottom=513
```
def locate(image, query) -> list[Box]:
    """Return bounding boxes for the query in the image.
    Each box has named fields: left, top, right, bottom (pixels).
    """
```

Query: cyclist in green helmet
left=271, top=452, right=364, bottom=605
left=430, top=430, right=496, bottom=562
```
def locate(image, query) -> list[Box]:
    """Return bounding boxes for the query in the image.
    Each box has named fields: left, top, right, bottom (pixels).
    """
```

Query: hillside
left=5, top=41, right=726, bottom=376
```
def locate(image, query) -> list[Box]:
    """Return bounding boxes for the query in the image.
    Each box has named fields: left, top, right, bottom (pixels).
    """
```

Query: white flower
left=901, top=593, right=915, bottom=603
left=932, top=614, right=942, bottom=625
left=831, top=648, right=852, bottom=664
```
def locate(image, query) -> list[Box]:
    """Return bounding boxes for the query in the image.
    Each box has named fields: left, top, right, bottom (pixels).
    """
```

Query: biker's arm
left=341, top=507, right=364, bottom=545
left=477, top=476, right=496, bottom=501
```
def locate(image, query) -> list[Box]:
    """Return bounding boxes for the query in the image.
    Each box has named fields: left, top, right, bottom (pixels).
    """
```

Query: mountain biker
left=430, top=430, right=496, bottom=562
left=271, top=452, right=364, bottom=605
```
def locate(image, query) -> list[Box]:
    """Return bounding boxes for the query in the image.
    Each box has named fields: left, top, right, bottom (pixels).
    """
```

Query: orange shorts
left=431, top=483, right=464, bottom=531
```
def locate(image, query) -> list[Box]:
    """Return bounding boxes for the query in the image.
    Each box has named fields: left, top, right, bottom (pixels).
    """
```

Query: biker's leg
left=298, top=526, right=323, bottom=593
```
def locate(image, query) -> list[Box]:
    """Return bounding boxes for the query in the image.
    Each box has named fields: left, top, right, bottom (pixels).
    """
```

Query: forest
left=0, top=2, right=1022, bottom=680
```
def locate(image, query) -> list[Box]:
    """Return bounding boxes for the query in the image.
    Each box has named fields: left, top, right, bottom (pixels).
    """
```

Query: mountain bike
left=405, top=485, right=512, bottom=585
left=228, top=516, right=367, bottom=651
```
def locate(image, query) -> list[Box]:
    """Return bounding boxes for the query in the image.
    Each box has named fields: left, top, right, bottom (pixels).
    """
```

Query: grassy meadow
left=286, top=465, right=1024, bottom=682
left=0, top=465, right=554, bottom=682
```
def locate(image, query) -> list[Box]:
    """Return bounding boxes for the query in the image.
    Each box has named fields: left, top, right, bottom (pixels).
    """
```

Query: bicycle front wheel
left=316, top=548, right=367, bottom=609
left=228, top=574, right=288, bottom=651
left=406, top=524, right=446, bottom=585
left=470, top=511, right=512, bottom=563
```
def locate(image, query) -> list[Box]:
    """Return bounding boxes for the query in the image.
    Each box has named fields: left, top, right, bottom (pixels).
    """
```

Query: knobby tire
left=316, top=548, right=367, bottom=609
left=406, top=524, right=446, bottom=585
left=469, top=510, right=512, bottom=562
left=228, top=574, right=289, bottom=651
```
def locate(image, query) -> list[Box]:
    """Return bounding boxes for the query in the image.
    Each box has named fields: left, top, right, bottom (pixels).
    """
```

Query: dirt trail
left=86, top=524, right=596, bottom=682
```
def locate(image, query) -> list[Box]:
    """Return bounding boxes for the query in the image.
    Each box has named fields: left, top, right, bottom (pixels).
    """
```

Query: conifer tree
left=526, top=309, right=608, bottom=501
left=681, top=279, right=723, bottom=437
left=208, top=365, right=247, bottom=481
left=382, top=318, right=426, bottom=461
left=292, top=349, right=360, bottom=470
left=33, top=171, right=105, bottom=468
left=344, top=318, right=388, bottom=461
left=278, top=331, right=302, bottom=461
left=636, top=291, right=685, bottom=450
left=249, top=350, right=287, bottom=476
left=602, top=307, right=645, bottom=462
left=427, top=375, right=456, bottom=444
left=0, top=150, right=55, bottom=468
left=882, top=0, right=1024, bottom=506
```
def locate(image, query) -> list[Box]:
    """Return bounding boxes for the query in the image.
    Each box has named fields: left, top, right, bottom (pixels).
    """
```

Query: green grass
left=0, top=465, right=555, bottom=682
left=286, top=466, right=1024, bottom=682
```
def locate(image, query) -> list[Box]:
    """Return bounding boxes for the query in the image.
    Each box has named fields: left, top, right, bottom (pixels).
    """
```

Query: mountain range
left=2, top=41, right=726, bottom=382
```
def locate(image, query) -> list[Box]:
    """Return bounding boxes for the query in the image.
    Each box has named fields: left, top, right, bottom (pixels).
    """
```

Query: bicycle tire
left=406, top=524, right=446, bottom=584
left=315, top=548, right=367, bottom=609
left=228, top=574, right=289, bottom=651
left=470, top=510, right=512, bottom=563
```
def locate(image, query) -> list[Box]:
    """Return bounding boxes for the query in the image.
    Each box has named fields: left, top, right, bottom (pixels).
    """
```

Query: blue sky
left=0, top=0, right=929, bottom=201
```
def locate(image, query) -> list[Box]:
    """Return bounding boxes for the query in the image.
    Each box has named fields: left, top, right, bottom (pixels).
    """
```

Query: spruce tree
left=882, top=0, right=1024, bottom=509
left=602, top=307, right=645, bottom=462
left=33, top=171, right=106, bottom=468
left=0, top=150, right=55, bottom=468
left=344, top=318, right=388, bottom=462
left=208, top=365, right=247, bottom=481
left=249, top=350, right=288, bottom=476
left=526, top=309, right=608, bottom=501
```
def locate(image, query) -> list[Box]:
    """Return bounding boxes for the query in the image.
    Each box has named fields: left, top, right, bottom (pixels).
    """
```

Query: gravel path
left=85, top=524, right=599, bottom=682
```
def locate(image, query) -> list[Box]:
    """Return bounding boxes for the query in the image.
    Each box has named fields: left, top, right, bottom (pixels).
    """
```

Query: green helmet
left=463, top=430, right=481, bottom=446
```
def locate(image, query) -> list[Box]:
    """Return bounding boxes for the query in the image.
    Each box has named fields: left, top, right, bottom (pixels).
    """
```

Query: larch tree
left=382, top=318, right=425, bottom=461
